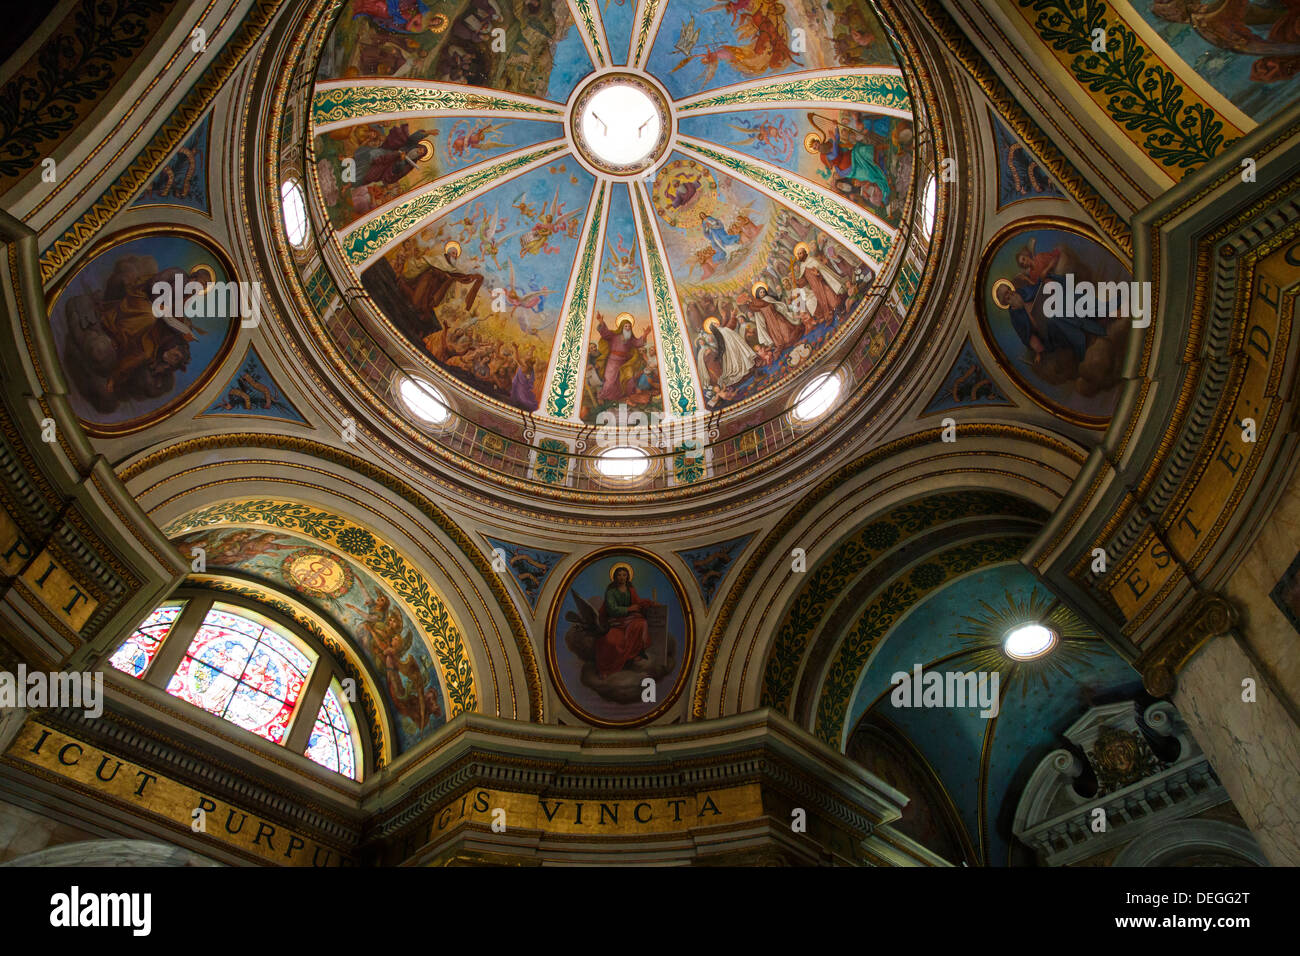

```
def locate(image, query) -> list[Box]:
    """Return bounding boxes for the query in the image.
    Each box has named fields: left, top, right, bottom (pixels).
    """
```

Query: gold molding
left=118, top=433, right=543, bottom=721
left=543, top=545, right=695, bottom=728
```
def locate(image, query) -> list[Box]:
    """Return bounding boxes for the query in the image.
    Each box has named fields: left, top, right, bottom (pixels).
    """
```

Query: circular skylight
left=1002, top=623, right=1057, bottom=661
left=595, top=446, right=650, bottom=479
left=792, top=373, right=841, bottom=422
left=581, top=83, right=661, bottom=168
left=281, top=178, right=308, bottom=248
left=399, top=377, right=450, bottom=425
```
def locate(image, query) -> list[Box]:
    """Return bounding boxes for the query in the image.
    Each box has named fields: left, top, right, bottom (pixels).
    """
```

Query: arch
left=164, top=500, right=477, bottom=730
left=107, top=583, right=388, bottom=773
left=692, top=424, right=1076, bottom=719
left=1112, top=819, right=1268, bottom=868
left=1, top=839, right=221, bottom=868
left=117, top=435, right=542, bottom=722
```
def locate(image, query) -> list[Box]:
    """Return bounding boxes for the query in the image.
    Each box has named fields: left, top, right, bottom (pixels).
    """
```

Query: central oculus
left=571, top=73, right=671, bottom=176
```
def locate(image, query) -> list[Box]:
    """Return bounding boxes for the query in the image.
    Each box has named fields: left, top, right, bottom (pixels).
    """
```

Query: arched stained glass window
left=107, top=597, right=364, bottom=780
left=108, top=603, right=185, bottom=677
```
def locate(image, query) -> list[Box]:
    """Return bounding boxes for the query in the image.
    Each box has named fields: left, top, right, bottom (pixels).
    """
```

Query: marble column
left=1142, top=594, right=1300, bottom=865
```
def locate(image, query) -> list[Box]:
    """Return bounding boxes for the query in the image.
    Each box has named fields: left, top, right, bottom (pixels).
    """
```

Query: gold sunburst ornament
left=955, top=590, right=1104, bottom=696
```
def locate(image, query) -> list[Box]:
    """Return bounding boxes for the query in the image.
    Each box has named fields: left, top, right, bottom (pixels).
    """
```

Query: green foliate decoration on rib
left=679, top=73, right=911, bottom=114
left=342, top=143, right=566, bottom=265
left=570, top=0, right=607, bottom=67
left=631, top=0, right=665, bottom=65
left=546, top=184, right=606, bottom=419
left=311, top=85, right=562, bottom=127
left=635, top=191, right=699, bottom=418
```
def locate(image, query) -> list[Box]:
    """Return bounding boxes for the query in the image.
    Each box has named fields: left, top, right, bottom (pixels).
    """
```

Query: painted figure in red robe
left=595, top=564, right=655, bottom=677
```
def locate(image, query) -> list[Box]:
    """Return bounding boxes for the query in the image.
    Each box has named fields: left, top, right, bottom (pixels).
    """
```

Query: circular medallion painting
left=546, top=548, right=694, bottom=727
left=977, top=219, right=1134, bottom=426
left=281, top=548, right=354, bottom=599
left=47, top=229, right=239, bottom=434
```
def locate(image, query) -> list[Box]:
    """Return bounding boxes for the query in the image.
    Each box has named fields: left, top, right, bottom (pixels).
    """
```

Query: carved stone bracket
left=1136, top=593, right=1240, bottom=697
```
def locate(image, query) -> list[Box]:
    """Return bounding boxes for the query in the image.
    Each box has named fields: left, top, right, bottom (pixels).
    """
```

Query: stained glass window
left=109, top=604, right=185, bottom=678
left=166, top=605, right=315, bottom=745
left=107, top=598, right=362, bottom=778
left=304, top=680, right=357, bottom=780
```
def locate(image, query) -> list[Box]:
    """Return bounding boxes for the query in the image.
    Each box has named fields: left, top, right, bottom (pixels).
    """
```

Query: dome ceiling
left=294, top=0, right=936, bottom=497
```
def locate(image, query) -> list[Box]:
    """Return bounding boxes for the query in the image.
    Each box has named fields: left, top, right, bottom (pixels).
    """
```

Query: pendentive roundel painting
left=546, top=548, right=693, bottom=727
left=977, top=219, right=1133, bottom=426
left=47, top=230, right=239, bottom=434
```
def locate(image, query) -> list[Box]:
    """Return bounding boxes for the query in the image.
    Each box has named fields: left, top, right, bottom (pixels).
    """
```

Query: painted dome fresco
left=278, top=0, right=938, bottom=499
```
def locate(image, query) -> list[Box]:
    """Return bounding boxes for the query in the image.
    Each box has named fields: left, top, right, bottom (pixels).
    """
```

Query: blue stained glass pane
left=305, top=717, right=340, bottom=773
left=242, top=643, right=305, bottom=704
left=335, top=725, right=355, bottom=779
left=108, top=604, right=184, bottom=678
left=321, top=686, right=348, bottom=731
left=188, top=625, right=257, bottom=678
left=255, top=627, right=313, bottom=673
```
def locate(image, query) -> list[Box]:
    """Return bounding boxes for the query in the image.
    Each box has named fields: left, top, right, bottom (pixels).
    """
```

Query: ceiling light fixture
left=1002, top=622, right=1057, bottom=661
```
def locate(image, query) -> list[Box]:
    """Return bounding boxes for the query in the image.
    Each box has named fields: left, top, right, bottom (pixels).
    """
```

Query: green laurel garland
left=635, top=191, right=700, bottom=418
left=311, top=85, right=561, bottom=127
left=679, top=73, right=911, bottom=114
left=570, top=0, right=607, bottom=67
left=1016, top=0, right=1233, bottom=171
left=546, top=185, right=606, bottom=419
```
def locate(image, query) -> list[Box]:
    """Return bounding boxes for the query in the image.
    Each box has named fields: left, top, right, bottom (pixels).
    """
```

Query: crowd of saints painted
left=650, top=158, right=872, bottom=410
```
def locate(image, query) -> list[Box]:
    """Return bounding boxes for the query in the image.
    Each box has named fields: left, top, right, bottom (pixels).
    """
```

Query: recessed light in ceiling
left=1002, top=622, right=1057, bottom=661
left=281, top=178, right=308, bottom=249
left=400, top=377, right=450, bottom=425
left=595, top=446, right=650, bottom=479
left=791, top=373, right=841, bottom=422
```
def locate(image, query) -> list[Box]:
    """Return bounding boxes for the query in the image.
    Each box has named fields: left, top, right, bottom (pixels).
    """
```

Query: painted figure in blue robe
left=815, top=128, right=890, bottom=206
left=698, top=212, right=743, bottom=262
left=1006, top=272, right=1107, bottom=364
